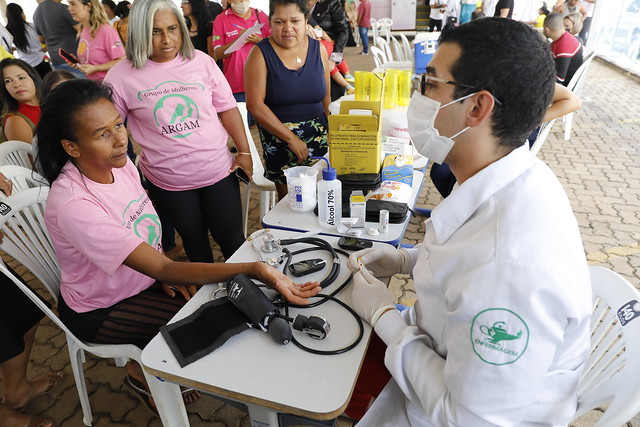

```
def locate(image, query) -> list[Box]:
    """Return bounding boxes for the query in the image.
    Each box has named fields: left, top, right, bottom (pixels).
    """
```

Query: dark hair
left=269, top=0, right=308, bottom=18
left=102, top=0, right=117, bottom=13
left=115, top=0, right=131, bottom=18
left=184, top=0, right=212, bottom=50
left=5, top=3, right=29, bottom=52
left=36, top=80, right=114, bottom=185
left=0, top=58, right=43, bottom=117
left=540, top=2, right=550, bottom=16
left=41, top=70, right=77, bottom=100
left=438, top=18, right=555, bottom=149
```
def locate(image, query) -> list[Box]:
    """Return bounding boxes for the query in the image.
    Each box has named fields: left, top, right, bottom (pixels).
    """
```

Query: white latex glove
left=351, top=266, right=396, bottom=327
left=348, top=247, right=411, bottom=277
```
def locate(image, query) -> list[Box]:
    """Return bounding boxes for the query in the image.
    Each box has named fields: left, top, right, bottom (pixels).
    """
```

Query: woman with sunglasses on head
left=180, top=0, right=213, bottom=54
left=4, top=3, right=52, bottom=79
left=104, top=0, right=252, bottom=263
left=0, top=58, right=43, bottom=143
left=65, top=0, right=125, bottom=80
left=37, top=78, right=320, bottom=410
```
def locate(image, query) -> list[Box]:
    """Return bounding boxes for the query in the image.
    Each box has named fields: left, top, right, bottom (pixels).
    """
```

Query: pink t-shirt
left=212, top=8, right=271, bottom=93
left=77, top=24, right=125, bottom=80
left=104, top=50, right=236, bottom=191
left=45, top=159, right=160, bottom=313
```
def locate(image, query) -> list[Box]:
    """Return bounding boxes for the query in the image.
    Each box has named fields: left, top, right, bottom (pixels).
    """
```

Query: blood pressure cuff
left=160, top=298, right=251, bottom=367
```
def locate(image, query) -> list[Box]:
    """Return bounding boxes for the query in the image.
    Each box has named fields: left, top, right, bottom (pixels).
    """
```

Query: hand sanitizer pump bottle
left=314, top=158, right=342, bottom=228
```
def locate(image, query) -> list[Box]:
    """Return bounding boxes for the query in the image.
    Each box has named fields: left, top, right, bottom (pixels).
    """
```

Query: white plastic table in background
left=262, top=170, right=425, bottom=247
left=142, top=230, right=393, bottom=426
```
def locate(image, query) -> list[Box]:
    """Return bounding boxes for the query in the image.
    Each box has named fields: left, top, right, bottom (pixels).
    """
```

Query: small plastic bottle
left=315, top=159, right=342, bottom=228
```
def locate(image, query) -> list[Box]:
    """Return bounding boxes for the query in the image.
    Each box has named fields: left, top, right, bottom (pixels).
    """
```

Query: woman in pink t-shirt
left=65, top=0, right=125, bottom=80
left=105, top=0, right=252, bottom=264
left=37, top=79, right=320, bottom=410
left=212, top=1, right=271, bottom=126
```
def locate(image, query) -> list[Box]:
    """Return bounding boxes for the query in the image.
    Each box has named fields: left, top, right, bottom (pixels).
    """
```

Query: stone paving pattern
left=1, top=46, right=639, bottom=426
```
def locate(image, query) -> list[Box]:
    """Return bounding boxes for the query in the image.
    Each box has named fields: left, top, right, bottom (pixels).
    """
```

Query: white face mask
left=407, top=91, right=475, bottom=164
left=231, top=1, right=250, bottom=15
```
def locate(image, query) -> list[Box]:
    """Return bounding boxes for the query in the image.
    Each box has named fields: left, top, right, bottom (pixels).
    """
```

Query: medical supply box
left=414, top=32, right=439, bottom=74
left=328, top=100, right=382, bottom=175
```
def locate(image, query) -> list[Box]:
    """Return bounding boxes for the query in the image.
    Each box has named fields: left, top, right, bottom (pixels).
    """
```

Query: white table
left=142, top=230, right=392, bottom=426
left=262, top=170, right=425, bottom=247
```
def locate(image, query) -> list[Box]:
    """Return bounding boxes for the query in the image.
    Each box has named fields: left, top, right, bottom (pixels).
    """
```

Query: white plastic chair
left=399, top=33, right=413, bottom=63
left=0, top=187, right=178, bottom=426
left=529, top=119, right=556, bottom=157
left=0, top=140, right=33, bottom=168
left=571, top=266, right=640, bottom=426
left=376, top=17, right=393, bottom=42
left=563, top=51, right=596, bottom=140
left=370, top=18, right=378, bottom=44
left=0, top=165, right=47, bottom=198
left=236, top=102, right=276, bottom=237
left=389, top=35, right=406, bottom=61
left=370, top=46, right=388, bottom=68
left=376, top=37, right=394, bottom=62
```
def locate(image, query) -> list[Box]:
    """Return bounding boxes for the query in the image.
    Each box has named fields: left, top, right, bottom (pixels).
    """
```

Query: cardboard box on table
left=328, top=100, right=382, bottom=175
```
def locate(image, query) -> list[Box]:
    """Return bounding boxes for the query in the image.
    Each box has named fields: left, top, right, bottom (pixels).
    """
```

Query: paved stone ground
left=2, top=46, right=639, bottom=426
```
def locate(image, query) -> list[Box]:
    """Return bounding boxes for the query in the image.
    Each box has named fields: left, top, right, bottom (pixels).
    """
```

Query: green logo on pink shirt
left=139, top=81, right=204, bottom=138
left=121, top=194, right=162, bottom=249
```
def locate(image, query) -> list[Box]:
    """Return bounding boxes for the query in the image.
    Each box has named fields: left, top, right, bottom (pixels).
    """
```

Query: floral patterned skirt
left=257, top=114, right=328, bottom=185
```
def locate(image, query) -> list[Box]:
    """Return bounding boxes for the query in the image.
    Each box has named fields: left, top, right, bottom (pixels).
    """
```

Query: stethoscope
left=245, top=229, right=365, bottom=355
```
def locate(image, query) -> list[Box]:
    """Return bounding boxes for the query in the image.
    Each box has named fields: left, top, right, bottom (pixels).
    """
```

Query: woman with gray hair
left=104, top=0, right=251, bottom=263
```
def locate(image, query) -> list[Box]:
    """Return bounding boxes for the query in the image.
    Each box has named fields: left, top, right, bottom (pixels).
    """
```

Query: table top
left=262, top=170, right=425, bottom=247
left=142, top=230, right=388, bottom=420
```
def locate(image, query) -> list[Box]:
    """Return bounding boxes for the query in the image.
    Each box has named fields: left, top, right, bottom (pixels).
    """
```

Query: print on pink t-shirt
left=77, top=23, right=125, bottom=80
left=104, top=50, right=236, bottom=191
left=212, top=8, right=271, bottom=93
left=45, top=159, right=160, bottom=313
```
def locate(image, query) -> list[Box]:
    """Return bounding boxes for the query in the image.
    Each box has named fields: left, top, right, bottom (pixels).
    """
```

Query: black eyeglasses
left=420, top=74, right=503, bottom=106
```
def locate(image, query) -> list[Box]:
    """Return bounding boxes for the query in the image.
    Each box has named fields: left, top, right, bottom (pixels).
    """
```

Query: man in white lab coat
left=345, top=17, right=592, bottom=426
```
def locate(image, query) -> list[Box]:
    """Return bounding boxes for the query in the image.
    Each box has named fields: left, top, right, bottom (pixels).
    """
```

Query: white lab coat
left=363, top=145, right=591, bottom=426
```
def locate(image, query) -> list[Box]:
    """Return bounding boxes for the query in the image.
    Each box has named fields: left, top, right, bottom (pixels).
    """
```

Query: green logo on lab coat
left=470, top=308, right=529, bottom=365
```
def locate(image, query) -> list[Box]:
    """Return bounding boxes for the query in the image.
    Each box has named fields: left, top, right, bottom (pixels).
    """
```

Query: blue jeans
left=232, top=92, right=255, bottom=127
left=358, top=26, right=369, bottom=53
left=52, top=62, right=86, bottom=79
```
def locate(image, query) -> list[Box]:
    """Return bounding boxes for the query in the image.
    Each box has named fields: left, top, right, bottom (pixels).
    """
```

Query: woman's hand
left=77, top=63, right=97, bottom=76
left=255, top=262, right=321, bottom=305
left=229, top=154, right=253, bottom=181
left=0, top=173, right=12, bottom=196
left=161, top=283, right=198, bottom=300
left=246, top=33, right=263, bottom=44
left=288, top=137, right=309, bottom=164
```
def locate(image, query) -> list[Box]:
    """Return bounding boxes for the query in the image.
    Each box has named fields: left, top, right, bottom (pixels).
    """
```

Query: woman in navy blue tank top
left=245, top=0, right=331, bottom=199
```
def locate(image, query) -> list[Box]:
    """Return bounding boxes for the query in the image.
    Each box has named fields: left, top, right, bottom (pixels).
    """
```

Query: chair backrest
left=389, top=35, right=405, bottom=61
left=375, top=37, right=394, bottom=62
left=0, top=140, right=33, bottom=169
left=399, top=33, right=412, bottom=63
left=573, top=266, right=640, bottom=426
left=529, top=119, right=556, bottom=157
left=370, top=18, right=378, bottom=43
left=235, top=102, right=272, bottom=189
left=0, top=165, right=48, bottom=198
left=376, top=17, right=393, bottom=42
left=0, top=186, right=60, bottom=301
left=370, top=46, right=387, bottom=68
left=567, top=51, right=596, bottom=95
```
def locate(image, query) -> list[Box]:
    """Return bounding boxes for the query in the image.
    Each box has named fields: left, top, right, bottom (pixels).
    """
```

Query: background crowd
left=0, top=0, right=595, bottom=425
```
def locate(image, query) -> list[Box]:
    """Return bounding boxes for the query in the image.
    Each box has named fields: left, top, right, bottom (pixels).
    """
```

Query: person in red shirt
left=544, top=12, right=583, bottom=86
left=357, top=0, right=371, bottom=55
left=0, top=58, right=42, bottom=143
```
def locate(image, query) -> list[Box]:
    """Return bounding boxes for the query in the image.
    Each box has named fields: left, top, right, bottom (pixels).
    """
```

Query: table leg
left=144, top=371, right=189, bottom=427
left=247, top=403, right=280, bottom=427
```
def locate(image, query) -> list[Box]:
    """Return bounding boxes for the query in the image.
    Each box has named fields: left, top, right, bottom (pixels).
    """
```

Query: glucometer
left=288, top=258, right=326, bottom=277
left=337, top=236, right=373, bottom=251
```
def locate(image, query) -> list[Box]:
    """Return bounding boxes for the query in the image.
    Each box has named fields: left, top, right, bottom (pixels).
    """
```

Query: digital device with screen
left=288, top=259, right=326, bottom=277
left=58, top=48, right=79, bottom=64
left=337, top=236, right=373, bottom=251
